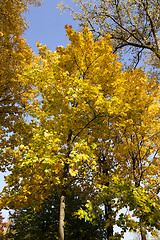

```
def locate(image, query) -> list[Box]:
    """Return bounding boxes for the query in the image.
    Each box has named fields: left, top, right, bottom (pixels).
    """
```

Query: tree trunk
left=104, top=163, right=113, bottom=239
left=59, top=194, right=65, bottom=240
left=58, top=128, right=71, bottom=240
left=99, top=150, right=114, bottom=240
left=58, top=163, right=68, bottom=240
left=140, top=226, right=147, bottom=240
left=105, top=201, right=113, bottom=240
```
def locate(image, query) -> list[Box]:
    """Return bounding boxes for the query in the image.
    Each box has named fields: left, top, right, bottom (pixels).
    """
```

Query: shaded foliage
left=6, top=191, right=105, bottom=240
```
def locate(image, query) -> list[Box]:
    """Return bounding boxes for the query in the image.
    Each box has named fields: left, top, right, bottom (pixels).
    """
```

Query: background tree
left=60, top=0, right=160, bottom=70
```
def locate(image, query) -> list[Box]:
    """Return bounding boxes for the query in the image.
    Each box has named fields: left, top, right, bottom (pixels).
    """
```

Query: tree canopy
left=0, top=25, right=159, bottom=240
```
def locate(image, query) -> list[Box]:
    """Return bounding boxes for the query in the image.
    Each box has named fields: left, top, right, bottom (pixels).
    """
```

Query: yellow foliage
left=0, top=26, right=159, bottom=236
left=0, top=0, right=42, bottom=166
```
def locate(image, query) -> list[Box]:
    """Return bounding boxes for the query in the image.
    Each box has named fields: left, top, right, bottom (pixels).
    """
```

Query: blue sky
left=24, top=0, right=78, bottom=53
left=0, top=1, right=136, bottom=238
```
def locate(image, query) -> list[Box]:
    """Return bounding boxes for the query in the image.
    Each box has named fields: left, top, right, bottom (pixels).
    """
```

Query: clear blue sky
left=0, top=1, right=136, bottom=238
left=24, top=0, right=78, bottom=53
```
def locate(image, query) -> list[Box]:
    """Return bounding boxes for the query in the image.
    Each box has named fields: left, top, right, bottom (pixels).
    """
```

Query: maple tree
left=0, top=26, right=159, bottom=240
left=1, top=25, right=122, bottom=239
left=78, top=68, right=160, bottom=239
left=0, top=0, right=42, bottom=169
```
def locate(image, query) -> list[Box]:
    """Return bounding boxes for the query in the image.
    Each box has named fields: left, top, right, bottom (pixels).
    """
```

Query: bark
left=140, top=226, right=147, bottom=240
left=58, top=163, right=69, bottom=240
left=58, top=194, right=66, bottom=240
left=105, top=201, right=113, bottom=240
left=58, top=130, right=72, bottom=240
left=99, top=151, right=114, bottom=240
left=132, top=158, right=147, bottom=240
left=104, top=176, right=113, bottom=240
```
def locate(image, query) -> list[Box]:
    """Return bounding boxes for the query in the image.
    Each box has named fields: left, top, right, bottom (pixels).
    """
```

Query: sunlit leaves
left=0, top=0, right=42, bottom=166
left=0, top=25, right=159, bottom=238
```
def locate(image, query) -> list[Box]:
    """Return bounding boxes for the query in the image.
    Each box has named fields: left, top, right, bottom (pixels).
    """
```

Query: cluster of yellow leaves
left=0, top=0, right=42, bottom=167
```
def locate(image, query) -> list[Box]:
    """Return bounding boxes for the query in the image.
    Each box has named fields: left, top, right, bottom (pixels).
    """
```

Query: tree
left=60, top=2, right=160, bottom=238
left=0, top=25, right=122, bottom=239
left=77, top=67, right=160, bottom=239
left=0, top=26, right=159, bottom=240
left=0, top=0, right=42, bottom=168
left=59, top=0, right=160, bottom=69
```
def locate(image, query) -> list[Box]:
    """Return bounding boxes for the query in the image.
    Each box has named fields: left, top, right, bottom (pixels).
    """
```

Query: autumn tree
left=0, top=26, right=159, bottom=240
left=0, top=25, right=121, bottom=240
left=111, top=69, right=160, bottom=240
left=59, top=2, right=160, bottom=237
left=76, top=68, right=160, bottom=239
left=0, top=0, right=42, bottom=167
left=60, top=0, right=160, bottom=70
